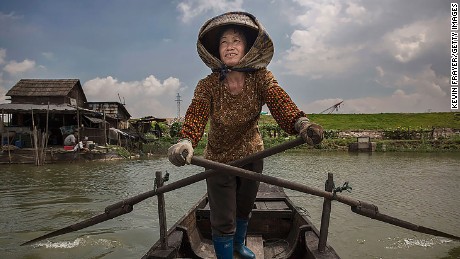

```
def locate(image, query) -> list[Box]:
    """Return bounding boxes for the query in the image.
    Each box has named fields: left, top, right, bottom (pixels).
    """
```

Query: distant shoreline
left=143, top=112, right=460, bottom=154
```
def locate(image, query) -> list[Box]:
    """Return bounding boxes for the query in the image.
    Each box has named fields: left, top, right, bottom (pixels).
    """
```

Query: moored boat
left=143, top=183, right=340, bottom=259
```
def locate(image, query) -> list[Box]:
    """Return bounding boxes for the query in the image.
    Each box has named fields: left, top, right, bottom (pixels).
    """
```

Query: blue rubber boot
left=234, top=218, right=255, bottom=259
left=212, top=235, right=234, bottom=259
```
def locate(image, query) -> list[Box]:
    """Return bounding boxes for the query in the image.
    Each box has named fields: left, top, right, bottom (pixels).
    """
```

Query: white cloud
left=83, top=75, right=183, bottom=118
left=345, top=2, right=366, bottom=18
left=177, top=0, right=244, bottom=22
left=382, top=23, right=427, bottom=63
left=393, top=66, right=448, bottom=98
left=3, top=59, right=36, bottom=75
left=280, top=0, right=366, bottom=78
left=380, top=17, right=448, bottom=63
left=283, top=28, right=362, bottom=78
left=304, top=66, right=450, bottom=114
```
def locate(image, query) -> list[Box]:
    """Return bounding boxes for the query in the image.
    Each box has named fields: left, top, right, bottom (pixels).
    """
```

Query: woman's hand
left=168, top=139, right=194, bottom=166
left=295, top=117, right=324, bottom=146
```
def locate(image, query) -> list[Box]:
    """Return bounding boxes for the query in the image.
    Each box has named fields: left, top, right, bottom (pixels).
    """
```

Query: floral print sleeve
left=180, top=78, right=211, bottom=148
left=261, top=69, right=307, bottom=134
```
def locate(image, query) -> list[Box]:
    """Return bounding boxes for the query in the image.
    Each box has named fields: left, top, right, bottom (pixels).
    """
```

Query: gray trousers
left=206, top=160, right=263, bottom=236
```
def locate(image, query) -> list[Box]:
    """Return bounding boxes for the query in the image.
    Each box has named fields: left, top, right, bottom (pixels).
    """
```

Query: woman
left=168, top=12, right=323, bottom=259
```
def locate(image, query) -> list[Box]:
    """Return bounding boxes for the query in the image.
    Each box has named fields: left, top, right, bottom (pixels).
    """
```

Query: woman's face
left=219, top=28, right=247, bottom=67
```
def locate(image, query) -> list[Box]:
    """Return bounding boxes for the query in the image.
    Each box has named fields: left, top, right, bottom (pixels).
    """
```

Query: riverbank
left=143, top=112, right=460, bottom=154
left=142, top=135, right=460, bottom=155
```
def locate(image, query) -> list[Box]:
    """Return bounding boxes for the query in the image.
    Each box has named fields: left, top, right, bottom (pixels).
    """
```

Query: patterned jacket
left=180, top=68, right=306, bottom=163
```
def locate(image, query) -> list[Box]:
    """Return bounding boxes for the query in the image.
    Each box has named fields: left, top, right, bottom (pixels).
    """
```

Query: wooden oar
left=21, top=137, right=305, bottom=246
left=190, top=156, right=460, bottom=241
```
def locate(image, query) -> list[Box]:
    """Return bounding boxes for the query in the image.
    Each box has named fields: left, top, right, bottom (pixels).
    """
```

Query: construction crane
left=319, top=100, right=343, bottom=114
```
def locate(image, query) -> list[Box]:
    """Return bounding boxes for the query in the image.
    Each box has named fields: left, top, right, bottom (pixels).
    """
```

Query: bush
left=169, top=122, right=182, bottom=138
left=324, top=130, right=339, bottom=139
left=382, top=127, right=432, bottom=140
left=260, top=124, right=287, bottom=138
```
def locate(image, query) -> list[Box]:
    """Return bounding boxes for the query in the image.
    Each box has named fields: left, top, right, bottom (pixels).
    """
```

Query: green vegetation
left=169, top=122, right=183, bottom=138
left=107, top=145, right=132, bottom=158
left=261, top=112, right=460, bottom=130
left=141, top=112, right=460, bottom=154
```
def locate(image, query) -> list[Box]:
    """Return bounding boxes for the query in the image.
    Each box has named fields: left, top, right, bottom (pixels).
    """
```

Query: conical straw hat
left=197, top=12, right=274, bottom=71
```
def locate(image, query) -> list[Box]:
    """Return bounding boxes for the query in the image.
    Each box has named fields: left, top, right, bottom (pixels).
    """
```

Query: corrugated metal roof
left=84, top=115, right=108, bottom=124
left=6, top=79, right=80, bottom=97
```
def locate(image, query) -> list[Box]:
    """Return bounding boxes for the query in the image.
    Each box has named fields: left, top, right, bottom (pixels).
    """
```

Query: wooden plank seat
left=196, top=198, right=293, bottom=219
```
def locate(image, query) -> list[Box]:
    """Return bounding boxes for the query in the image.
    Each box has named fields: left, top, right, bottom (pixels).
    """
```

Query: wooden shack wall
left=69, top=87, right=86, bottom=106
left=87, top=103, right=118, bottom=117
left=11, top=96, right=67, bottom=105
left=96, top=103, right=130, bottom=121
left=87, top=103, right=130, bottom=128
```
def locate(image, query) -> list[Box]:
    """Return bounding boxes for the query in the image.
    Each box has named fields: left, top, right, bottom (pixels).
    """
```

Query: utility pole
left=175, top=93, right=182, bottom=119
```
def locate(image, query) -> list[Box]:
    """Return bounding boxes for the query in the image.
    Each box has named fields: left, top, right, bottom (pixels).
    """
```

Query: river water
left=1, top=151, right=459, bottom=259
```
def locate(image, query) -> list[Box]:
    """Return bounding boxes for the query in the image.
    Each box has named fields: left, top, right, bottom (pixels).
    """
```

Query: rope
left=212, top=65, right=258, bottom=81
left=163, top=172, right=170, bottom=182
left=332, top=181, right=352, bottom=199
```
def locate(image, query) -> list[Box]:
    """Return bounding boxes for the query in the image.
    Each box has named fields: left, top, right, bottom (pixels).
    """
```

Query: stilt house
left=0, top=79, right=131, bottom=148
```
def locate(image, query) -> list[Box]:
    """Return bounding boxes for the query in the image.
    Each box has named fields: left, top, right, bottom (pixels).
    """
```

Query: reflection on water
left=0, top=152, right=459, bottom=259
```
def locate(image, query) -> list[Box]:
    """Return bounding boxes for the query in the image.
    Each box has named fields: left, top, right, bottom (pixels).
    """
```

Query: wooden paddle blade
left=352, top=205, right=460, bottom=241
left=21, top=205, right=133, bottom=246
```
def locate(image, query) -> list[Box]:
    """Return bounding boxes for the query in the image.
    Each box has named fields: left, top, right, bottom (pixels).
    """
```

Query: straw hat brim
left=197, top=11, right=274, bottom=71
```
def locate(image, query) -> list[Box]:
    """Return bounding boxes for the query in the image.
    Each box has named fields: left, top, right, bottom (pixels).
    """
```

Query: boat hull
left=143, top=183, right=340, bottom=259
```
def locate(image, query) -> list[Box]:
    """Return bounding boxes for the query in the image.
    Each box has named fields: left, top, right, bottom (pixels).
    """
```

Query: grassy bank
left=143, top=112, right=460, bottom=154
left=260, top=112, right=460, bottom=130
left=144, top=135, right=460, bottom=155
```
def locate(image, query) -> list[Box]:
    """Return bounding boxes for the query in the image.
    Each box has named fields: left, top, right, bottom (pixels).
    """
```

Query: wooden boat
left=142, top=183, right=340, bottom=258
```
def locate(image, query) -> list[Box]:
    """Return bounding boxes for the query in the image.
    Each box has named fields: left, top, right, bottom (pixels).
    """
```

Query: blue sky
left=0, top=0, right=453, bottom=118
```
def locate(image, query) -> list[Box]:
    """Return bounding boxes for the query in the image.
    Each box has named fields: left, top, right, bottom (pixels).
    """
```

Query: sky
left=0, top=0, right=454, bottom=118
